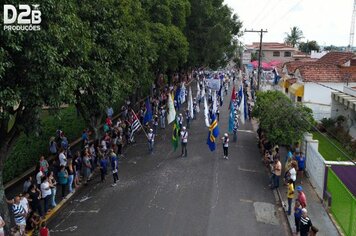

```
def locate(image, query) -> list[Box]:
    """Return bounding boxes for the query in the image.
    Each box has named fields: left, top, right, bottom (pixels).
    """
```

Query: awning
left=289, top=83, right=304, bottom=97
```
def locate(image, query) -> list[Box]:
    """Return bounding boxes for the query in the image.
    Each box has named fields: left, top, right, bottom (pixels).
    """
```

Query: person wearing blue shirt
left=296, top=152, right=306, bottom=184
left=100, top=156, right=108, bottom=183
left=110, top=150, right=119, bottom=187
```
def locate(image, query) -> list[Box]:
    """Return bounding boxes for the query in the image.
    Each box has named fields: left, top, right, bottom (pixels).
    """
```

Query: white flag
left=180, top=83, right=186, bottom=104
left=212, top=91, right=217, bottom=114
left=239, top=85, right=245, bottom=125
left=204, top=96, right=210, bottom=127
left=196, top=80, right=201, bottom=100
left=189, top=87, right=194, bottom=119
left=167, top=93, right=176, bottom=124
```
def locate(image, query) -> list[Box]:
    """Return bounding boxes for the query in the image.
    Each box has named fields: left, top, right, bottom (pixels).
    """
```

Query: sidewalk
left=278, top=148, right=341, bottom=236
left=245, top=78, right=341, bottom=236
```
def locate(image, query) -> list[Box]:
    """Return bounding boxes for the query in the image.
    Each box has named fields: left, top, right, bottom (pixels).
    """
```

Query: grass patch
left=4, top=106, right=85, bottom=183
left=312, top=131, right=351, bottom=162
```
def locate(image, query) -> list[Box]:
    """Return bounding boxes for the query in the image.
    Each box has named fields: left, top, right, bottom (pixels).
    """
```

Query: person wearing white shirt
left=180, top=127, right=188, bottom=157
left=147, top=129, right=155, bottom=154
left=58, top=149, right=67, bottom=167
left=40, top=177, right=52, bottom=214
left=19, top=194, right=29, bottom=214
left=221, top=133, right=229, bottom=160
left=289, top=162, right=297, bottom=188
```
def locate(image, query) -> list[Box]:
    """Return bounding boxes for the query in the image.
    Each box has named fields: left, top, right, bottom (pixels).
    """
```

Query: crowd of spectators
left=5, top=72, right=193, bottom=235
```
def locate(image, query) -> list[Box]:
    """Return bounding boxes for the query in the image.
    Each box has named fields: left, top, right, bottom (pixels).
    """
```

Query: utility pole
left=244, top=29, right=268, bottom=90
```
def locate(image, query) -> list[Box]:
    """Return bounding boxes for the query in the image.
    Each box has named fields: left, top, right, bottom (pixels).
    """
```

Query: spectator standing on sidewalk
left=67, top=159, right=75, bottom=193
left=39, top=156, right=49, bottom=176
left=297, top=186, right=307, bottom=208
left=58, top=166, right=68, bottom=199
left=82, top=151, right=92, bottom=185
left=10, top=196, right=27, bottom=235
left=270, top=158, right=281, bottom=189
left=294, top=200, right=302, bottom=234
left=286, top=179, right=294, bottom=215
left=41, top=176, right=52, bottom=215
left=58, top=148, right=67, bottom=167
left=39, top=221, right=50, bottom=236
left=296, top=152, right=306, bottom=184
left=300, top=208, right=313, bottom=236
left=48, top=171, right=57, bottom=208
left=28, top=185, right=42, bottom=218
left=23, top=176, right=34, bottom=193
left=99, top=156, right=108, bottom=183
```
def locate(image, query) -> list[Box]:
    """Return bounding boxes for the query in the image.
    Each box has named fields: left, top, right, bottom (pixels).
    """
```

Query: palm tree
left=284, top=26, right=304, bottom=48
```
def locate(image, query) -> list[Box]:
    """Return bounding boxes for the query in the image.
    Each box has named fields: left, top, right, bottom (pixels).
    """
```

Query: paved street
left=49, top=86, right=288, bottom=236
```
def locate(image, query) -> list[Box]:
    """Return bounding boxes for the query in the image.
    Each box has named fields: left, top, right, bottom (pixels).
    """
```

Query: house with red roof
left=246, top=42, right=298, bottom=64
left=280, top=52, right=356, bottom=120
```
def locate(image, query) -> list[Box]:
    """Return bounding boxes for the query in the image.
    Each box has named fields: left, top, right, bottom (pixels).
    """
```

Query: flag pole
left=131, top=109, right=149, bottom=139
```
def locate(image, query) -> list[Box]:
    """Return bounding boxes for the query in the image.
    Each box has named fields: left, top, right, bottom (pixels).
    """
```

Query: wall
left=303, top=133, right=325, bottom=199
left=263, top=50, right=295, bottom=63
left=331, top=95, right=356, bottom=139
left=303, top=82, right=356, bottom=120
left=302, top=133, right=356, bottom=199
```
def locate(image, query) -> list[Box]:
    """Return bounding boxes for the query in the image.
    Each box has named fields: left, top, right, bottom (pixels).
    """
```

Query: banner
left=206, top=79, right=221, bottom=91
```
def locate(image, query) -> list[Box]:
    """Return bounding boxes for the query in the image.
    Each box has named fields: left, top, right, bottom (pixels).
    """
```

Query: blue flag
left=143, top=98, right=153, bottom=124
left=207, top=114, right=219, bottom=151
left=228, top=101, right=234, bottom=133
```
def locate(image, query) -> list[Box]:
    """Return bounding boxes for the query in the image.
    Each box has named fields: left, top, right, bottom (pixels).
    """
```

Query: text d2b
left=3, top=4, right=41, bottom=25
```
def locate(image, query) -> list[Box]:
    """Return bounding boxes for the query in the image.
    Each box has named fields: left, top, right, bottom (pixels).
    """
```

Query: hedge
left=4, top=106, right=85, bottom=183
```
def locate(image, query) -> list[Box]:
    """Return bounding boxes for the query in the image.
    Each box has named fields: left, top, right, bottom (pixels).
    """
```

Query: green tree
left=70, top=0, right=157, bottom=139
left=299, top=40, right=320, bottom=53
left=284, top=26, right=304, bottom=48
left=0, top=0, right=81, bottom=232
left=252, top=90, right=314, bottom=145
left=185, top=0, right=242, bottom=69
left=142, top=0, right=190, bottom=82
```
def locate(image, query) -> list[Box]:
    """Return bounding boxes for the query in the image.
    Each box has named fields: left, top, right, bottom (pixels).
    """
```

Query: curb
left=26, top=185, right=82, bottom=236
left=24, top=78, right=196, bottom=235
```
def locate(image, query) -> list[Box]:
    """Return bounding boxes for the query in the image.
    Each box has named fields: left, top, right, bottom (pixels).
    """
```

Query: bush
left=320, top=118, right=335, bottom=130
left=4, top=106, right=85, bottom=183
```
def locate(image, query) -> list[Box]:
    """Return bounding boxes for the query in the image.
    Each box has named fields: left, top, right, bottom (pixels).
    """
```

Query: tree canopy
left=252, top=90, right=314, bottom=145
left=0, top=1, right=242, bottom=230
left=284, top=26, right=304, bottom=48
left=299, top=40, right=320, bottom=53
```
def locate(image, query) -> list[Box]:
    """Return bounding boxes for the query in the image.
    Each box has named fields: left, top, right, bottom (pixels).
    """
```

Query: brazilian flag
left=172, top=117, right=179, bottom=151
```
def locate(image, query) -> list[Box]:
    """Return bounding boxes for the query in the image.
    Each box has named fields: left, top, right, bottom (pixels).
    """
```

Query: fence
left=327, top=169, right=356, bottom=236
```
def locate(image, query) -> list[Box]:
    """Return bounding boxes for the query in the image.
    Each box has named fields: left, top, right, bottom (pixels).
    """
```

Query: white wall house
left=331, top=87, right=356, bottom=139
left=279, top=52, right=356, bottom=121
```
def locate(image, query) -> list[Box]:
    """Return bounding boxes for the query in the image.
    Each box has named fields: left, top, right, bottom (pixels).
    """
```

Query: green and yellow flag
left=172, top=117, right=179, bottom=151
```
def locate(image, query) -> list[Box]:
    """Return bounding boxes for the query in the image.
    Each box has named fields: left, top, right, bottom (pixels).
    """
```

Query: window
left=273, top=51, right=280, bottom=57
left=297, top=96, right=302, bottom=102
left=284, top=51, right=291, bottom=57
left=285, top=88, right=288, bottom=94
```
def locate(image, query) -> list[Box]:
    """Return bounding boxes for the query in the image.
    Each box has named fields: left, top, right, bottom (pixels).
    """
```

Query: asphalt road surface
left=49, top=86, right=288, bottom=236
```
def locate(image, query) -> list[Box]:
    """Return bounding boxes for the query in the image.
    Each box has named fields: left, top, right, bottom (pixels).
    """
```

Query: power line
left=250, top=0, right=275, bottom=27
left=269, top=0, right=305, bottom=31
left=253, top=0, right=284, bottom=27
